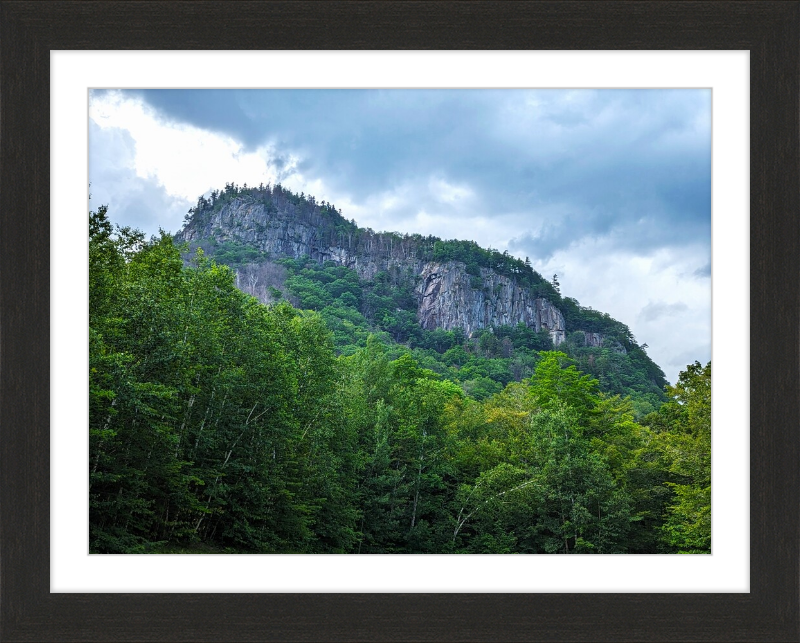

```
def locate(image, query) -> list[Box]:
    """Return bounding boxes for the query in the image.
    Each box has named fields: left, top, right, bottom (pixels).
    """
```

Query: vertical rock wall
left=415, top=262, right=566, bottom=342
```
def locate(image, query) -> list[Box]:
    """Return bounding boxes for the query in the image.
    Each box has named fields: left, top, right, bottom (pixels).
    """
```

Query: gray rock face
left=416, top=262, right=566, bottom=343
left=575, top=330, right=627, bottom=354
left=583, top=331, right=604, bottom=348
left=177, top=198, right=566, bottom=339
left=177, top=197, right=424, bottom=281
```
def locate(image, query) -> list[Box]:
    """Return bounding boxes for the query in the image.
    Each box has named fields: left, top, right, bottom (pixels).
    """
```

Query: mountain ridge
left=176, top=183, right=623, bottom=350
left=175, top=182, right=666, bottom=411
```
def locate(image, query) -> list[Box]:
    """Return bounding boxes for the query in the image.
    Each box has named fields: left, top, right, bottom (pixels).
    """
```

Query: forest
left=90, top=206, right=711, bottom=554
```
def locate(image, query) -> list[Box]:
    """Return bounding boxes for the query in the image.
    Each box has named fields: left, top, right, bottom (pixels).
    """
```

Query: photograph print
left=89, top=89, right=711, bottom=554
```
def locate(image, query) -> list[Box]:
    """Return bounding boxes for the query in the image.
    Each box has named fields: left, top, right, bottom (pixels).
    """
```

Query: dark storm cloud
left=119, top=88, right=710, bottom=258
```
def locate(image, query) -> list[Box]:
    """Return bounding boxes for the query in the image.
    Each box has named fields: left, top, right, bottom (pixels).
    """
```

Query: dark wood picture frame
left=2, top=1, right=798, bottom=640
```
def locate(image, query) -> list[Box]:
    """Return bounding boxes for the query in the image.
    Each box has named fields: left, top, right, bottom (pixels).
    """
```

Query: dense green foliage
left=90, top=207, right=710, bottom=554
left=245, top=255, right=665, bottom=415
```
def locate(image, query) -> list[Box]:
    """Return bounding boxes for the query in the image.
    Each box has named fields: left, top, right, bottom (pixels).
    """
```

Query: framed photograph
left=3, top=1, right=798, bottom=640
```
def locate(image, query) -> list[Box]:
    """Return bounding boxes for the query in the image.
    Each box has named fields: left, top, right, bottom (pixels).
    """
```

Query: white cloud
left=530, top=238, right=711, bottom=383
left=90, top=91, right=276, bottom=206
left=639, top=300, right=690, bottom=323
left=89, top=120, right=191, bottom=235
left=428, top=177, right=474, bottom=204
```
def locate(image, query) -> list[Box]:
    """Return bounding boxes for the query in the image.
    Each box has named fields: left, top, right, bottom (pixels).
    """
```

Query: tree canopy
left=90, top=206, right=710, bottom=554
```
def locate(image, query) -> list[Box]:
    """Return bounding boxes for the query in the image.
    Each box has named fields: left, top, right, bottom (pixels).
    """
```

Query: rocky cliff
left=415, top=262, right=565, bottom=341
left=573, top=330, right=626, bottom=354
left=179, top=197, right=420, bottom=275
left=177, top=190, right=567, bottom=342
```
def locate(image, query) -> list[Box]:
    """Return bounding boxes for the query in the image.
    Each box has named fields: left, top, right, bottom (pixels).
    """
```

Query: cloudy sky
left=89, top=88, right=711, bottom=384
